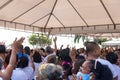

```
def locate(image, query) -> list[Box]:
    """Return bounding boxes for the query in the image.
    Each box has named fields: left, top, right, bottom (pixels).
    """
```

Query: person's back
left=90, top=60, right=113, bottom=80
left=97, top=58, right=117, bottom=78
left=12, top=55, right=33, bottom=80
left=11, top=68, right=28, bottom=80
left=96, top=63, right=113, bottom=80
left=32, top=51, right=42, bottom=79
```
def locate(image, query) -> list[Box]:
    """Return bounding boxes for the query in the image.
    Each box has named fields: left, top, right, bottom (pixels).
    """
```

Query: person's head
left=40, top=48, right=45, bottom=53
left=81, top=60, right=103, bottom=74
left=38, top=50, right=45, bottom=57
left=17, top=56, right=29, bottom=68
left=45, top=46, right=52, bottom=55
left=60, top=49, right=72, bottom=62
left=24, top=46, right=30, bottom=55
left=33, top=51, right=42, bottom=63
left=0, top=45, right=6, bottom=54
left=106, top=52, right=118, bottom=64
left=81, top=60, right=92, bottom=74
left=85, top=42, right=100, bottom=58
left=76, top=54, right=85, bottom=60
left=38, top=63, right=62, bottom=80
left=80, top=48, right=85, bottom=53
left=47, top=55, right=57, bottom=64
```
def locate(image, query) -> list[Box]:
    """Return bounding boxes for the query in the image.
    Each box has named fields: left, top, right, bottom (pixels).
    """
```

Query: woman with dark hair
left=32, top=50, right=42, bottom=79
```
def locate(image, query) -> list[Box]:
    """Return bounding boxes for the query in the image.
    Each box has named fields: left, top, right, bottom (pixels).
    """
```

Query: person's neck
left=87, top=55, right=97, bottom=60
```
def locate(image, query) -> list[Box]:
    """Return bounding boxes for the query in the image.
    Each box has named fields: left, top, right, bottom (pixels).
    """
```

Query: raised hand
left=2, top=37, right=25, bottom=80
left=12, top=37, right=25, bottom=50
left=53, top=37, right=57, bottom=42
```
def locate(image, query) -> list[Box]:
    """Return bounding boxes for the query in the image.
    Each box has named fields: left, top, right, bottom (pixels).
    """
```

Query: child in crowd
left=76, top=60, right=94, bottom=80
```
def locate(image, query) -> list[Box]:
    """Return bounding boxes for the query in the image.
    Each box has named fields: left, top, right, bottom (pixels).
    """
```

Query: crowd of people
left=0, top=37, right=120, bottom=80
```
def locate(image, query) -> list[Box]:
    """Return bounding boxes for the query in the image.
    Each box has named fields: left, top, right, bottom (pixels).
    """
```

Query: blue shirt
left=77, top=72, right=90, bottom=80
left=17, top=52, right=29, bottom=61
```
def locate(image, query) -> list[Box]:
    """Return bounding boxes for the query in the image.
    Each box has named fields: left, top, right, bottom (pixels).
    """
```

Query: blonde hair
left=38, top=63, right=62, bottom=80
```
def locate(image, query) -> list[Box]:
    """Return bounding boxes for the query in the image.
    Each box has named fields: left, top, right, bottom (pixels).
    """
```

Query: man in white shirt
left=106, top=52, right=120, bottom=80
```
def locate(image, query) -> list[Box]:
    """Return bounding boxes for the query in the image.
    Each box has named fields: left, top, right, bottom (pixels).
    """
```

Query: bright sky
left=0, top=28, right=32, bottom=48
left=0, top=27, right=84, bottom=49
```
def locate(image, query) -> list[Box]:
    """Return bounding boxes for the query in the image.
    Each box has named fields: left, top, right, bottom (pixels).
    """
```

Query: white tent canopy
left=0, top=0, right=120, bottom=35
left=89, top=33, right=120, bottom=38
left=102, top=40, right=120, bottom=46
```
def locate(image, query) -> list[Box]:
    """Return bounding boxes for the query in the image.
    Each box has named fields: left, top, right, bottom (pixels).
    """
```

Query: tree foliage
left=74, top=35, right=89, bottom=43
left=39, top=34, right=52, bottom=47
left=74, top=35, right=109, bottom=45
left=28, top=34, right=38, bottom=46
left=28, top=34, right=52, bottom=47
left=93, top=38, right=109, bottom=45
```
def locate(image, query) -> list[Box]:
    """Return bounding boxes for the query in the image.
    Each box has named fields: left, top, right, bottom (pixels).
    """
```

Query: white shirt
left=31, top=62, right=41, bottom=79
left=97, top=58, right=118, bottom=78
left=22, top=66, right=34, bottom=80
left=113, top=64, right=120, bottom=80
left=11, top=68, right=28, bottom=80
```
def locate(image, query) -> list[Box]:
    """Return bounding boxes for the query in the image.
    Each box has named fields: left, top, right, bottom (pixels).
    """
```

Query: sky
left=0, top=27, right=84, bottom=49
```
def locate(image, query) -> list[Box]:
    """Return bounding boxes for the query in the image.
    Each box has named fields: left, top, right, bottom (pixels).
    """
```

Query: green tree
left=28, top=34, right=52, bottom=47
left=74, top=35, right=89, bottom=43
left=74, top=35, right=109, bottom=46
left=39, top=34, right=52, bottom=47
left=28, top=34, right=38, bottom=47
left=94, top=38, right=109, bottom=45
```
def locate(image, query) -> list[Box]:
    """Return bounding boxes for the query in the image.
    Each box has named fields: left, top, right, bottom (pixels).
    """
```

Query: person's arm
left=60, top=45, right=63, bottom=51
left=0, top=37, right=25, bottom=80
left=29, top=49, right=35, bottom=70
left=69, top=48, right=78, bottom=62
left=53, top=37, right=57, bottom=52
